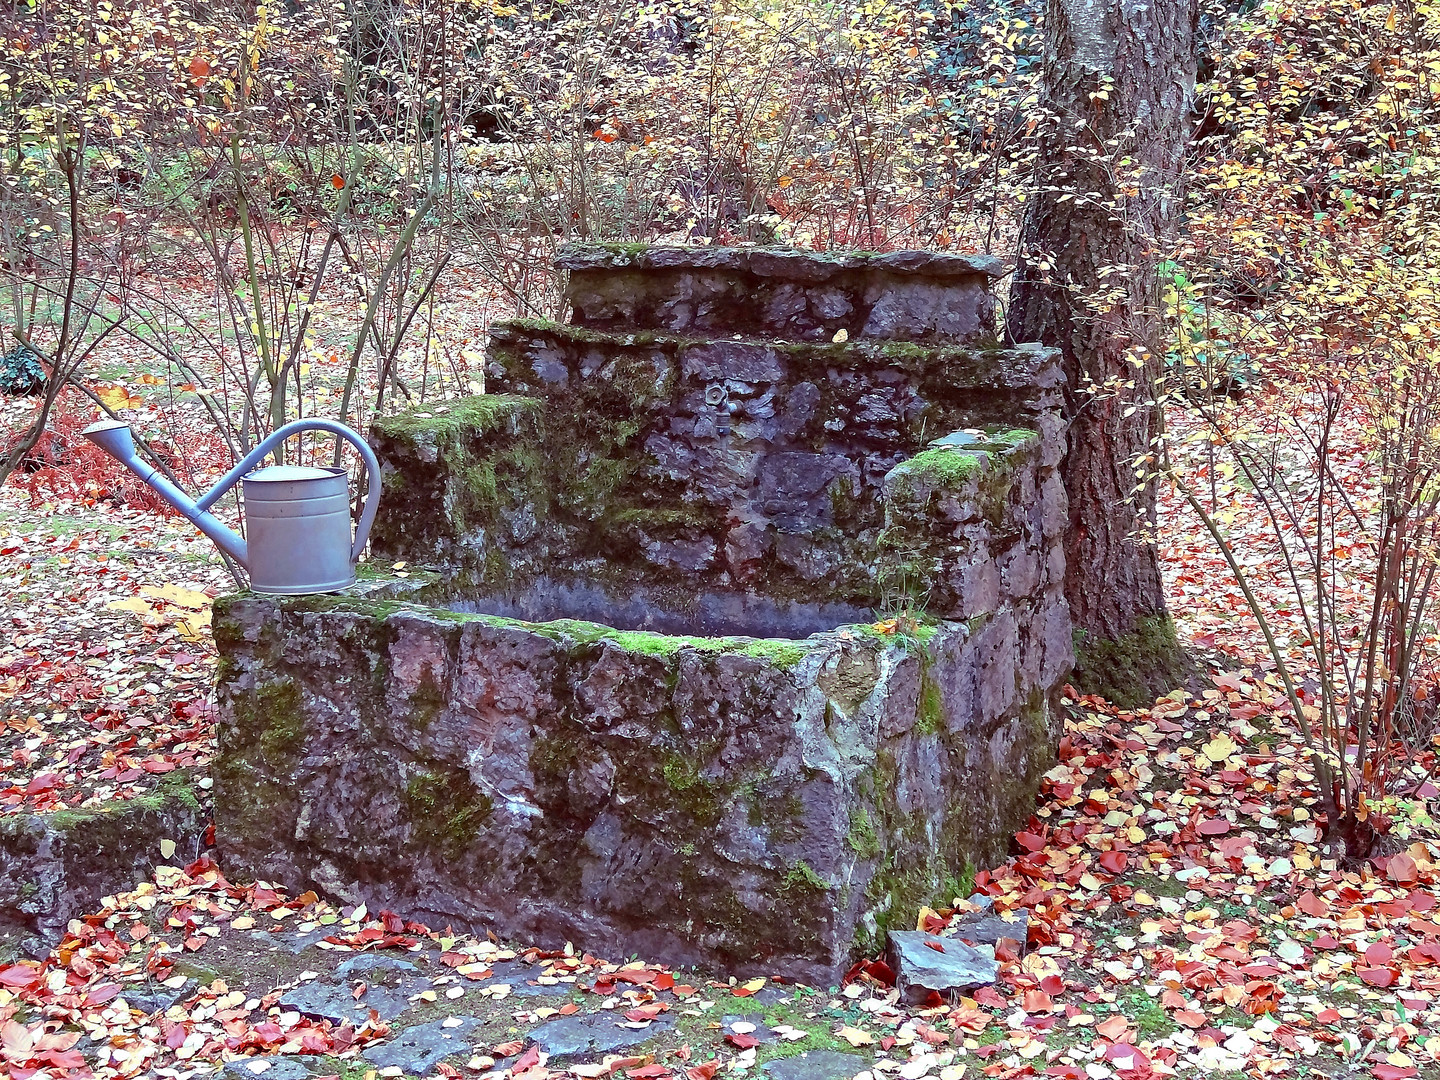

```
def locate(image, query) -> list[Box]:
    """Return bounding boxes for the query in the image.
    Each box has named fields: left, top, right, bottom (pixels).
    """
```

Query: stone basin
left=212, top=246, right=1073, bottom=983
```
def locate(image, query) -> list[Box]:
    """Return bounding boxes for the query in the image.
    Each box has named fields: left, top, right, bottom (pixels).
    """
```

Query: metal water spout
left=82, top=418, right=381, bottom=595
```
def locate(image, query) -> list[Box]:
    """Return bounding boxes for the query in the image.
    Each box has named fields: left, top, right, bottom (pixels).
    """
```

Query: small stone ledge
left=558, top=245, right=1008, bottom=342
left=556, top=243, right=1005, bottom=279
left=0, top=772, right=208, bottom=954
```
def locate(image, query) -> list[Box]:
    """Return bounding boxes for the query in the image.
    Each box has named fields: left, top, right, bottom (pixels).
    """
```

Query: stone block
left=213, top=595, right=1062, bottom=985
left=558, top=244, right=1001, bottom=342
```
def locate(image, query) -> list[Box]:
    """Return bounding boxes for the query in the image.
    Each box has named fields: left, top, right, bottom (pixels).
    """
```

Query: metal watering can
left=82, top=418, right=381, bottom=595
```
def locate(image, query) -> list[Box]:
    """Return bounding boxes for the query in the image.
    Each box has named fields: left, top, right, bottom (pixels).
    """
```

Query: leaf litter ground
left=4, top=404, right=1440, bottom=1080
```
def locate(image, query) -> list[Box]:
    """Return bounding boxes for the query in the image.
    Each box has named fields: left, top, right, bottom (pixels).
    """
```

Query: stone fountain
left=211, top=245, right=1072, bottom=984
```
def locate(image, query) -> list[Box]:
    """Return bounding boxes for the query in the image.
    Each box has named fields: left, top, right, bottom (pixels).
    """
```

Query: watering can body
left=82, top=418, right=381, bottom=595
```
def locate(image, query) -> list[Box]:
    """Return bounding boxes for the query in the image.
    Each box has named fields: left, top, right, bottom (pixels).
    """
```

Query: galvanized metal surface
left=81, top=418, right=381, bottom=595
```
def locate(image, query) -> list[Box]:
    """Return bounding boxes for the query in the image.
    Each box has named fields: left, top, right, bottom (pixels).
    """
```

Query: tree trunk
left=1008, top=0, right=1198, bottom=706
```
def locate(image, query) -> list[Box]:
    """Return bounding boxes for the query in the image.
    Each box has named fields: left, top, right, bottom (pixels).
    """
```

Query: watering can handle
left=194, top=419, right=383, bottom=563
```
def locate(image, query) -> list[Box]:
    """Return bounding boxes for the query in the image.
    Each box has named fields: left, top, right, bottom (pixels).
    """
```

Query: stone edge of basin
left=555, top=243, right=1007, bottom=281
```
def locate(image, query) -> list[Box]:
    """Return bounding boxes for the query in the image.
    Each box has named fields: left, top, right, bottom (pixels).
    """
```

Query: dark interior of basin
left=447, top=574, right=877, bottom=639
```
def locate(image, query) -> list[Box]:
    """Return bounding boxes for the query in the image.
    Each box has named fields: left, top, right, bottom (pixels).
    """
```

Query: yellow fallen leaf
left=107, top=596, right=157, bottom=615
left=739, top=977, right=766, bottom=993
left=175, top=608, right=213, bottom=640
left=1201, top=733, right=1238, bottom=763
left=231, top=916, right=255, bottom=930
left=97, top=385, right=142, bottom=410
left=159, top=839, right=176, bottom=859
left=835, top=1026, right=875, bottom=1047
left=917, top=905, right=941, bottom=931
left=142, top=584, right=212, bottom=609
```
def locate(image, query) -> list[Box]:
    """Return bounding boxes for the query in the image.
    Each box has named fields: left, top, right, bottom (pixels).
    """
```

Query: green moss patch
left=1072, top=613, right=1194, bottom=710
left=371, top=395, right=541, bottom=441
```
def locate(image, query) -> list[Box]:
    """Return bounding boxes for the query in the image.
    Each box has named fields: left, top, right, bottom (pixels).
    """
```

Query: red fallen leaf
left=973, top=986, right=1006, bottom=1008
left=1015, top=832, right=1046, bottom=852
left=861, top=959, right=896, bottom=986
left=1040, top=975, right=1065, bottom=995
left=725, top=1034, right=759, bottom=1050
left=1104, top=1043, right=1149, bottom=1070
left=85, top=983, right=121, bottom=1005
left=1173, top=1010, right=1206, bottom=1029
left=439, top=951, right=467, bottom=967
left=687, top=1063, right=719, bottom=1080
left=184, top=935, right=206, bottom=951
left=995, top=937, right=1022, bottom=963
left=512, top=1045, right=541, bottom=1073
left=559, top=1003, right=579, bottom=1015
left=1373, top=1066, right=1418, bottom=1080
left=0, top=964, right=42, bottom=989
left=352, top=981, right=367, bottom=1000
left=653, top=972, right=675, bottom=991
left=189, top=55, right=210, bottom=77
left=1197, top=819, right=1230, bottom=836
left=1296, top=892, right=1329, bottom=917
left=492, top=1041, right=523, bottom=1058
left=1022, top=990, right=1054, bottom=1013
left=624, top=1004, right=669, bottom=1022
left=673, top=985, right=698, bottom=997
left=1096, top=1016, right=1132, bottom=1041
left=615, top=967, right=657, bottom=985
left=1315, top=1008, right=1342, bottom=1024
left=1359, top=967, right=1397, bottom=987
left=1412, top=892, right=1437, bottom=913
left=627, top=1066, right=672, bottom=1078
left=1366, top=943, right=1394, bottom=966
left=25, top=772, right=60, bottom=794
left=1098, top=851, right=1127, bottom=874
left=45, top=1048, right=87, bottom=1069
left=1313, top=934, right=1341, bottom=950
left=1389, top=854, right=1420, bottom=885
left=880, top=1036, right=896, bottom=1051
left=924, top=941, right=946, bottom=953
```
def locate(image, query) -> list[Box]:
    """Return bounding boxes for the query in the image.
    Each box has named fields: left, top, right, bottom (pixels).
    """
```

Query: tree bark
left=1008, top=0, right=1198, bottom=703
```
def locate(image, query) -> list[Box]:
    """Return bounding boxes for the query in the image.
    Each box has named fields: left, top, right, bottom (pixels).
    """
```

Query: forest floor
left=2, top=295, right=1438, bottom=1080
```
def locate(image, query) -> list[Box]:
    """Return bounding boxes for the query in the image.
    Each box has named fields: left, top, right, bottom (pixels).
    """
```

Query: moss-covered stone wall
left=213, top=587, right=1062, bottom=983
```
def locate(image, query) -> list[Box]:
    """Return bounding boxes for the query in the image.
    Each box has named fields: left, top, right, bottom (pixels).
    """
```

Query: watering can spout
left=82, top=420, right=250, bottom=565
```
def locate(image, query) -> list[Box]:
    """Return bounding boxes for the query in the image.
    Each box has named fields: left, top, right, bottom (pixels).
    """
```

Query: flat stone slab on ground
left=886, top=930, right=998, bottom=1004
left=488, top=959, right=576, bottom=996
left=950, top=908, right=1029, bottom=950
left=335, top=953, right=421, bottom=979
left=223, top=1057, right=317, bottom=1080
left=280, top=979, right=412, bottom=1023
left=531, top=1012, right=677, bottom=1058
left=363, top=1016, right=482, bottom=1075
left=761, top=1051, right=868, bottom=1080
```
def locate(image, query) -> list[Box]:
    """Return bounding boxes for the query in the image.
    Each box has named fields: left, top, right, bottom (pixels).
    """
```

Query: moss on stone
left=402, top=767, right=493, bottom=857
left=252, top=679, right=305, bottom=765
left=371, top=395, right=541, bottom=441
left=46, top=770, right=201, bottom=841
left=915, top=671, right=944, bottom=735
left=660, top=752, right=730, bottom=827
left=782, top=860, right=829, bottom=893
left=1072, top=613, right=1193, bottom=710
left=845, top=807, right=881, bottom=860
left=893, top=445, right=984, bottom=491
